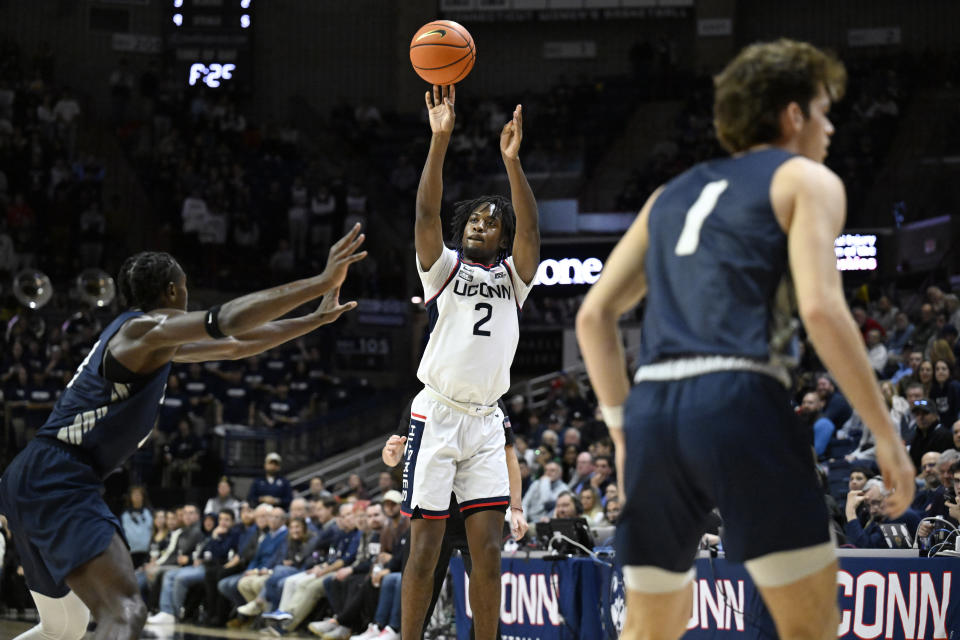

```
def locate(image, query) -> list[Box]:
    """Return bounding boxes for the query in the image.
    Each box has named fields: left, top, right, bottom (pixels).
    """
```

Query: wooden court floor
left=0, top=618, right=322, bottom=638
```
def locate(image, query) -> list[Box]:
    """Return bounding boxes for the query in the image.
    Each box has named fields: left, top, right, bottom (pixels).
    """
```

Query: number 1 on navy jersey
left=473, top=303, right=492, bottom=336
left=674, top=179, right=728, bottom=256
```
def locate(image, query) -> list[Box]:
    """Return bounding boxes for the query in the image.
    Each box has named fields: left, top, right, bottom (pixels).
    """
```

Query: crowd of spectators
left=792, top=285, right=960, bottom=551
left=0, top=39, right=108, bottom=286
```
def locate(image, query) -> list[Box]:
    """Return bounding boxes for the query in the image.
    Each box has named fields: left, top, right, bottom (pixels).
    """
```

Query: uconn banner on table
left=449, top=556, right=957, bottom=639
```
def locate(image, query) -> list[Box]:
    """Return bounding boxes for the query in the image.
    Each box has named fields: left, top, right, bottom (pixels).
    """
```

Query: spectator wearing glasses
left=843, top=478, right=920, bottom=549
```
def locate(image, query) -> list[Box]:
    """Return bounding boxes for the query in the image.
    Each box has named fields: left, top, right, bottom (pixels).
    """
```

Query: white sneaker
left=308, top=618, right=339, bottom=636
left=349, top=623, right=381, bottom=639
left=237, top=599, right=265, bottom=617
left=146, top=611, right=176, bottom=625
left=377, top=627, right=399, bottom=640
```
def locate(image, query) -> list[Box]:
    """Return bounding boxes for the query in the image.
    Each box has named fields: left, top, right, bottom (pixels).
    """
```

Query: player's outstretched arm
left=779, top=158, right=915, bottom=515
left=415, top=84, right=455, bottom=272
left=141, top=224, right=365, bottom=348
left=173, top=287, right=356, bottom=362
left=500, top=105, right=539, bottom=283
left=576, top=189, right=660, bottom=410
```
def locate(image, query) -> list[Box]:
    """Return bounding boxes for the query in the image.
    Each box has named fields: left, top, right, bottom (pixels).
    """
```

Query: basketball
left=409, top=20, right=476, bottom=85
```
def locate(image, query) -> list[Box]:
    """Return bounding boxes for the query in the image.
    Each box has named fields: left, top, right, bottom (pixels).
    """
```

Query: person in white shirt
left=399, top=84, right=539, bottom=640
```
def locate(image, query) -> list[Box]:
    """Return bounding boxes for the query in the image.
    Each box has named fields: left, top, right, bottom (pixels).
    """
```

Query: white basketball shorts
left=400, top=387, right=509, bottom=519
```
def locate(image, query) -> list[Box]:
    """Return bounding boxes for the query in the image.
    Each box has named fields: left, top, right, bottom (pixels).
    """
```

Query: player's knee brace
left=14, top=591, right=89, bottom=640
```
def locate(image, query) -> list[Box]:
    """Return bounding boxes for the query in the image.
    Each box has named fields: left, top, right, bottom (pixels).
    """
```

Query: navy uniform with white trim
left=401, top=246, right=534, bottom=520
left=0, top=310, right=170, bottom=598
left=617, top=149, right=831, bottom=574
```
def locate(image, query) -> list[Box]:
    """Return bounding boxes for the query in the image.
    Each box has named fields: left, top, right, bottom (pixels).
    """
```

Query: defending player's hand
left=873, top=437, right=915, bottom=518
left=382, top=434, right=407, bottom=467
left=499, top=104, right=523, bottom=160
left=510, top=508, right=528, bottom=541
left=425, top=84, right=455, bottom=135
left=313, top=286, right=357, bottom=326
left=320, top=223, right=367, bottom=290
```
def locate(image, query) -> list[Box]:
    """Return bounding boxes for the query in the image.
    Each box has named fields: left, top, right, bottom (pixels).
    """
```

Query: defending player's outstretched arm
left=415, top=84, right=455, bottom=272
left=499, top=104, right=539, bottom=283
left=172, top=286, right=355, bottom=362
left=112, top=224, right=366, bottom=373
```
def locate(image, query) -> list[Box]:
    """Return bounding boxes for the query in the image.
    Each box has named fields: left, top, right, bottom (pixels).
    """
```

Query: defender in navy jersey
left=402, top=84, right=539, bottom=640
left=577, top=40, right=915, bottom=640
left=0, top=227, right=366, bottom=640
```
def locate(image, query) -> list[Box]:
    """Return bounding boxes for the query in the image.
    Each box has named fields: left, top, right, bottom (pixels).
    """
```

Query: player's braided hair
left=117, top=252, right=181, bottom=311
left=450, top=195, right=515, bottom=264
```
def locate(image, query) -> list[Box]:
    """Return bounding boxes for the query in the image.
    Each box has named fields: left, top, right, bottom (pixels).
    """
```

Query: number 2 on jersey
left=473, top=303, right=492, bottom=336
left=674, top=179, right=728, bottom=256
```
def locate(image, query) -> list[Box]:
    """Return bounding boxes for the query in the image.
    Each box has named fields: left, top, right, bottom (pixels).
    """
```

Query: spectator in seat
left=304, top=476, right=333, bottom=502
left=912, top=304, right=937, bottom=353
left=847, top=467, right=871, bottom=494
left=844, top=478, right=920, bottom=549
left=224, top=506, right=288, bottom=628
left=894, top=351, right=924, bottom=395
left=144, top=504, right=204, bottom=613
left=121, top=486, right=153, bottom=568
left=553, top=491, right=582, bottom=519
left=590, top=455, right=615, bottom=496
left=523, top=460, right=568, bottom=523
left=800, top=390, right=837, bottom=458
left=887, top=312, right=915, bottom=356
left=579, top=486, right=605, bottom=525
left=603, top=498, right=621, bottom=526
left=912, top=451, right=942, bottom=511
left=908, top=399, right=953, bottom=472
left=248, top=452, right=293, bottom=509
left=930, top=359, right=960, bottom=427
left=865, top=329, right=887, bottom=376
left=377, top=471, right=397, bottom=495
left=816, top=373, right=853, bottom=428
left=568, top=451, right=595, bottom=494
left=162, top=418, right=205, bottom=488
left=953, top=419, right=960, bottom=450
left=206, top=504, right=265, bottom=627
left=204, top=477, right=241, bottom=520
left=258, top=383, right=301, bottom=429
left=851, top=305, right=885, bottom=342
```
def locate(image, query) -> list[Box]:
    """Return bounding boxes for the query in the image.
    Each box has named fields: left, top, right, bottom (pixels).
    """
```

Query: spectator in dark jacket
left=247, top=452, right=293, bottom=509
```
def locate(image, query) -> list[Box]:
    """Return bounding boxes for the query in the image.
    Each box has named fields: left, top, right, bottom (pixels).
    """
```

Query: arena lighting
left=411, top=296, right=423, bottom=304
left=835, top=233, right=878, bottom=271
left=240, top=0, right=252, bottom=7
left=172, top=13, right=183, bottom=26
left=240, top=14, right=250, bottom=28
left=535, top=257, right=604, bottom=286
left=172, top=0, right=183, bottom=7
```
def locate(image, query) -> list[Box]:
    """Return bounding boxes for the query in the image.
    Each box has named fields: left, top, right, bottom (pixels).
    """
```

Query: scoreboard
left=164, top=0, right=255, bottom=91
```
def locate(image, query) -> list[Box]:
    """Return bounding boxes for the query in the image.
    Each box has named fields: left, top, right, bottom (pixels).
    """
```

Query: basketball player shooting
left=399, top=83, right=539, bottom=640
left=0, top=226, right=366, bottom=640
left=576, top=40, right=915, bottom=640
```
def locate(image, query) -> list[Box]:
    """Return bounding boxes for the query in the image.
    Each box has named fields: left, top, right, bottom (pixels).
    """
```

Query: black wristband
left=204, top=305, right=227, bottom=339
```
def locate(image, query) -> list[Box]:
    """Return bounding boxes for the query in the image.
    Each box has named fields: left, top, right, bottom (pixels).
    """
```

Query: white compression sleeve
left=13, top=591, right=90, bottom=640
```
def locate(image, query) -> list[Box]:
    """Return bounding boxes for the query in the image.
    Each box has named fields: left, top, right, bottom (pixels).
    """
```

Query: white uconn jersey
left=417, top=246, right=534, bottom=406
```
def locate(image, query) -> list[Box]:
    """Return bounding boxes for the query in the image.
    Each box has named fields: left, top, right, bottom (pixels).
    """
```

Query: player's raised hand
left=425, top=84, right=456, bottom=135
left=313, top=287, right=357, bottom=326
left=500, top=104, right=523, bottom=160
left=320, top=223, right=367, bottom=290
left=874, top=437, right=915, bottom=518
left=382, top=434, right=407, bottom=467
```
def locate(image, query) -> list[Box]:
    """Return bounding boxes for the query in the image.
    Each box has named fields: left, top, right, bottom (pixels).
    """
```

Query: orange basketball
left=409, top=20, right=476, bottom=85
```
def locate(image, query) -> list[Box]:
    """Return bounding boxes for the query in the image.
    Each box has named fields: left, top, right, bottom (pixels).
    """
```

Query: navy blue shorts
left=0, top=437, right=123, bottom=597
left=616, top=371, right=829, bottom=572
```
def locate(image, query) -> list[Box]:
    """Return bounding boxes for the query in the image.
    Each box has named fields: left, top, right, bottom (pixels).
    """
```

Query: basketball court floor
left=0, top=619, right=320, bottom=638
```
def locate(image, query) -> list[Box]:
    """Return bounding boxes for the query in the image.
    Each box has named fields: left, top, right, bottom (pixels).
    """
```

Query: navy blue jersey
left=36, top=310, right=171, bottom=478
left=638, top=148, right=795, bottom=365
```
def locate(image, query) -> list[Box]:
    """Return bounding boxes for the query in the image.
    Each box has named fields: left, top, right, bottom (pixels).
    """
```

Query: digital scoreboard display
left=164, top=0, right=254, bottom=91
